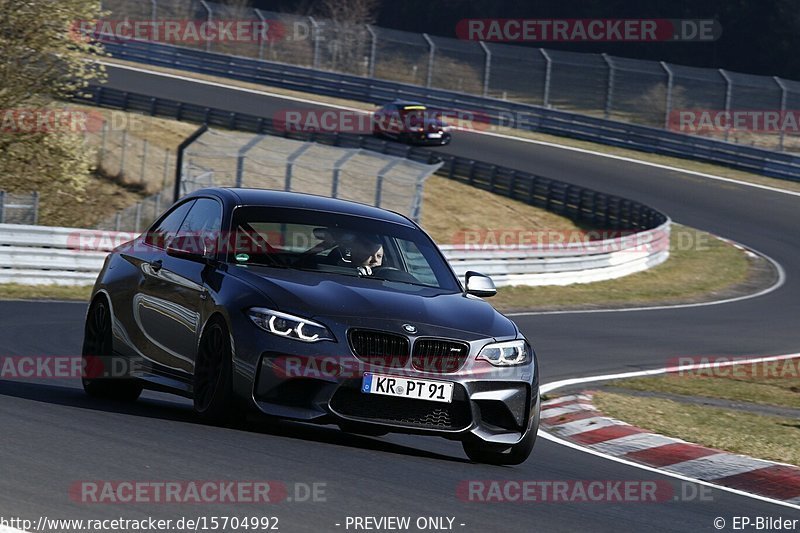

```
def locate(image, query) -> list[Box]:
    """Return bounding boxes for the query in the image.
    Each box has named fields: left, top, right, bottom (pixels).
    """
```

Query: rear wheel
left=462, top=425, right=537, bottom=465
left=193, top=317, right=240, bottom=425
left=81, top=298, right=142, bottom=401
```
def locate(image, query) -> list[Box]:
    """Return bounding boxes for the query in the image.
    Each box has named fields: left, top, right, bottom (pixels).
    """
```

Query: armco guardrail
left=0, top=222, right=669, bottom=287
left=98, top=37, right=800, bottom=182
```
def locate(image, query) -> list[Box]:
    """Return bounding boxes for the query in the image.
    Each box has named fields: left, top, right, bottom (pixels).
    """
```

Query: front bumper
left=232, top=319, right=538, bottom=446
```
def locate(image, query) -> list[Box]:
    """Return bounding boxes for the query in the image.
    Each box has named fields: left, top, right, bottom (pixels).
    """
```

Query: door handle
left=150, top=259, right=163, bottom=273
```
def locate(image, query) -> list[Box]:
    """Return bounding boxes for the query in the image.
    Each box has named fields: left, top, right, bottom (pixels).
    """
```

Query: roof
left=186, top=187, right=416, bottom=227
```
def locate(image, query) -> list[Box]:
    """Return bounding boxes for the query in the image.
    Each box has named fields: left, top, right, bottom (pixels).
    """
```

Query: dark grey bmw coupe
left=82, top=187, right=540, bottom=464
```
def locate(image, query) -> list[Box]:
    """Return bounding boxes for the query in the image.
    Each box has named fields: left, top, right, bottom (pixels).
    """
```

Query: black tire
left=461, top=426, right=537, bottom=466
left=81, top=298, right=142, bottom=401
left=193, top=317, right=240, bottom=425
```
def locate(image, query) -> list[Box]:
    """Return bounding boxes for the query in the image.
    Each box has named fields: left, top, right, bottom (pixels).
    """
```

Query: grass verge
left=491, top=224, right=753, bottom=312
left=593, top=391, right=800, bottom=466
left=0, top=284, right=92, bottom=302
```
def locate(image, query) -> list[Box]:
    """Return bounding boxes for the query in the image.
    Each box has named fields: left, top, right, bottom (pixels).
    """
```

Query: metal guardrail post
left=174, top=124, right=209, bottom=203
left=602, top=53, right=615, bottom=120
left=199, top=0, right=213, bottom=52
left=540, top=49, right=552, bottom=108
left=479, top=41, right=491, bottom=98
left=375, top=159, right=401, bottom=207
left=365, top=25, right=377, bottom=78
left=774, top=77, right=788, bottom=151
left=235, top=134, right=266, bottom=187
left=660, top=62, right=675, bottom=130
left=308, top=17, right=320, bottom=69
left=284, top=142, right=314, bottom=191
left=422, top=33, right=435, bottom=88
left=331, top=149, right=358, bottom=198
left=720, top=69, right=733, bottom=142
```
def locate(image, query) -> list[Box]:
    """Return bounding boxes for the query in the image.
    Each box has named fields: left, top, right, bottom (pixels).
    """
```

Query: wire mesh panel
left=670, top=64, right=728, bottom=111
left=0, top=192, right=38, bottom=225
left=255, top=9, right=314, bottom=66
left=372, top=27, right=430, bottom=85
left=428, top=36, right=485, bottom=94
left=203, top=0, right=261, bottom=58
left=546, top=49, right=608, bottom=116
left=607, top=57, right=668, bottom=127
left=314, top=19, right=373, bottom=76
left=486, top=44, right=547, bottom=105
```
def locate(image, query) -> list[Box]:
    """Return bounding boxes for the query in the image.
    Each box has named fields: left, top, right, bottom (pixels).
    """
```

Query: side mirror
left=465, top=271, right=497, bottom=298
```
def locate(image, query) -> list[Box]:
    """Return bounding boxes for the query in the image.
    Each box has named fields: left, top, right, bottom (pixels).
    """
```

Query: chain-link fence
left=99, top=0, right=800, bottom=153
left=95, top=128, right=442, bottom=232
left=0, top=192, right=38, bottom=225
left=83, top=121, right=175, bottom=194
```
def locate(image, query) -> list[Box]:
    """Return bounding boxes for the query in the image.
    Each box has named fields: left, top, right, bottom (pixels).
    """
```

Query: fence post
left=375, top=159, right=401, bottom=208
left=720, top=69, right=733, bottom=142
left=199, top=0, right=213, bottom=52
left=162, top=148, right=171, bottom=189
left=32, top=192, right=39, bottom=225
left=602, top=53, right=615, bottom=120
left=115, top=212, right=121, bottom=232
left=235, top=134, right=266, bottom=187
left=150, top=0, right=156, bottom=21
left=140, top=139, right=149, bottom=185
left=479, top=41, right=491, bottom=97
left=284, top=142, right=314, bottom=191
left=365, top=24, right=377, bottom=78
left=331, top=149, right=358, bottom=198
left=0, top=191, right=5, bottom=224
left=422, top=33, right=435, bottom=88
left=774, top=76, right=788, bottom=151
left=660, top=62, right=674, bottom=130
left=120, top=129, right=128, bottom=176
left=308, top=17, right=320, bottom=69
left=174, top=124, right=209, bottom=203
left=255, top=9, right=267, bottom=60
left=134, top=202, right=142, bottom=232
left=99, top=120, right=108, bottom=166
left=154, top=192, right=161, bottom=218
left=540, top=49, right=552, bottom=108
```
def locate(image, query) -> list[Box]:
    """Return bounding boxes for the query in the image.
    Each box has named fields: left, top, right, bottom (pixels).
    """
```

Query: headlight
left=476, top=339, right=530, bottom=366
left=247, top=308, right=334, bottom=343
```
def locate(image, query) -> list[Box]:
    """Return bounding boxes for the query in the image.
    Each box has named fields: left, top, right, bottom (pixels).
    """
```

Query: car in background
left=82, top=187, right=539, bottom=464
left=372, top=101, right=452, bottom=145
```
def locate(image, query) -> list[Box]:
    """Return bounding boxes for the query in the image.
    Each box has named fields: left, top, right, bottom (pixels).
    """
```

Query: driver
left=349, top=236, right=383, bottom=273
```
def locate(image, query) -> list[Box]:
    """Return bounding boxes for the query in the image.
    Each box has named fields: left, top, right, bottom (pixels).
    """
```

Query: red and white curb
left=541, top=392, right=800, bottom=507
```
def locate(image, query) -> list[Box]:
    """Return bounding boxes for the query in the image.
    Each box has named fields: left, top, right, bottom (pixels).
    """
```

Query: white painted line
left=589, top=433, right=680, bottom=456
left=548, top=416, right=623, bottom=436
left=538, top=352, right=800, bottom=510
left=664, top=453, right=774, bottom=480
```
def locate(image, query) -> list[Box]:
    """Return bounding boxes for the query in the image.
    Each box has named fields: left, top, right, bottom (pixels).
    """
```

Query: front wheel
left=193, top=317, right=241, bottom=425
left=462, top=426, right=537, bottom=465
left=81, top=298, right=142, bottom=402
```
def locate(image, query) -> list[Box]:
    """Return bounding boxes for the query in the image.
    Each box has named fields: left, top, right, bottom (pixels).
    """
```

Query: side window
left=396, top=238, right=438, bottom=286
left=175, top=198, right=223, bottom=256
left=144, top=200, right=194, bottom=249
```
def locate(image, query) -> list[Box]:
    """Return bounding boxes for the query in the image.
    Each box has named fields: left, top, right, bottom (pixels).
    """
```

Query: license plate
left=361, top=372, right=454, bottom=403
left=427, top=132, right=442, bottom=138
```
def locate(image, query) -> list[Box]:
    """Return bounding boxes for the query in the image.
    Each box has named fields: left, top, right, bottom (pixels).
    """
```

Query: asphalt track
left=1, top=64, right=799, bottom=532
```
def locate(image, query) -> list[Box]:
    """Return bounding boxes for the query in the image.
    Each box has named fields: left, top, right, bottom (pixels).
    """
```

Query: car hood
left=232, top=265, right=516, bottom=339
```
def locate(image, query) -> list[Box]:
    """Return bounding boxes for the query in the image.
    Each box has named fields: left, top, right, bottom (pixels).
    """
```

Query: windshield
left=227, top=206, right=461, bottom=291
